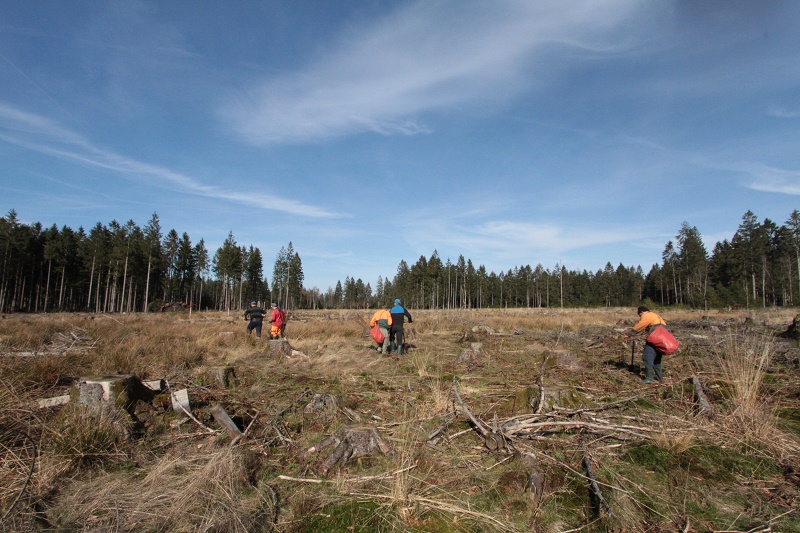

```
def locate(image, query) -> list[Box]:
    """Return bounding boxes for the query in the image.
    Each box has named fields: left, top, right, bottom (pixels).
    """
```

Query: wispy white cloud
left=767, top=106, right=800, bottom=119
left=0, top=103, right=341, bottom=218
left=402, top=212, right=638, bottom=266
left=221, top=0, right=644, bottom=144
left=746, top=162, right=800, bottom=195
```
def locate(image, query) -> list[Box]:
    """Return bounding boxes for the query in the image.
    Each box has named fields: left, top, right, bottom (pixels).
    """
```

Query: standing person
left=628, top=306, right=667, bottom=384
left=244, top=301, right=265, bottom=339
left=389, top=298, right=413, bottom=357
left=369, top=306, right=393, bottom=354
left=278, top=305, right=287, bottom=339
left=269, top=303, right=285, bottom=340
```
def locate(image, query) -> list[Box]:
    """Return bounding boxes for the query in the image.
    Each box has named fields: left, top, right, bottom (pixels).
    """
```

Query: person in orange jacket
left=628, top=305, right=667, bottom=384
left=369, top=306, right=393, bottom=354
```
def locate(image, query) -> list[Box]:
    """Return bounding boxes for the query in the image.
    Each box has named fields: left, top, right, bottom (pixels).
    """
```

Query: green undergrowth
left=777, top=406, right=800, bottom=437
left=619, top=441, right=795, bottom=530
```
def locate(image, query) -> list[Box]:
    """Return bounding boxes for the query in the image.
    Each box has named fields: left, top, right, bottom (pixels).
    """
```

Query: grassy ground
left=1, top=307, right=799, bottom=532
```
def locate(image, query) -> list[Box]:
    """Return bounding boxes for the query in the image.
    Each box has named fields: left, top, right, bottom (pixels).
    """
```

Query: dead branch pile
left=1, top=329, right=95, bottom=357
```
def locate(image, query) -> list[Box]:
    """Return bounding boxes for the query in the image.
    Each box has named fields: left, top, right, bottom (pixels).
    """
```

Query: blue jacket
left=390, top=305, right=412, bottom=329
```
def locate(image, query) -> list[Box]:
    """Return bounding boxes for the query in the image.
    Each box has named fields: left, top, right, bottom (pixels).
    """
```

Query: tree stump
left=268, top=340, right=293, bottom=358
left=77, top=375, right=153, bottom=412
left=208, top=366, right=236, bottom=388
left=303, top=393, right=340, bottom=425
left=307, top=425, right=397, bottom=475
left=779, top=314, right=800, bottom=340
left=456, top=342, right=483, bottom=364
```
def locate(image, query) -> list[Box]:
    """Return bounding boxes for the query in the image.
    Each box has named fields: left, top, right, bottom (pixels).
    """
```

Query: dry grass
left=1, top=307, right=799, bottom=532
left=713, top=332, right=776, bottom=438
left=46, top=445, right=275, bottom=532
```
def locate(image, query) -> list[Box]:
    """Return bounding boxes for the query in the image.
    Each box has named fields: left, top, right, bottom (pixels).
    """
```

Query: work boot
left=641, top=366, right=655, bottom=384
left=653, top=364, right=663, bottom=381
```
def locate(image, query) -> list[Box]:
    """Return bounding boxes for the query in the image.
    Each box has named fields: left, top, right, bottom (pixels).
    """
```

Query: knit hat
left=271, top=303, right=277, bottom=307
left=637, top=306, right=649, bottom=314
left=250, top=301, right=257, bottom=306
left=395, top=298, right=401, bottom=304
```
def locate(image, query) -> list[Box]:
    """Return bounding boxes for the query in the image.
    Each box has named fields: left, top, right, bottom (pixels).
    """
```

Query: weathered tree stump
left=307, top=425, right=397, bottom=475
left=456, top=342, right=483, bottom=364
left=77, top=374, right=153, bottom=411
left=779, top=314, right=800, bottom=340
left=208, top=366, right=236, bottom=388
left=268, top=340, right=293, bottom=358
left=303, top=393, right=340, bottom=425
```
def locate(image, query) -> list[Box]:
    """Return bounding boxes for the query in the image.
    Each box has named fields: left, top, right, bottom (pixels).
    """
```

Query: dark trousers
left=642, top=342, right=662, bottom=367
left=247, top=320, right=263, bottom=338
left=389, top=326, right=403, bottom=349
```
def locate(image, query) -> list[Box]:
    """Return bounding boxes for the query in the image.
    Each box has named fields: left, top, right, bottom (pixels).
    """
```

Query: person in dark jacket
left=244, top=301, right=265, bottom=339
left=389, top=298, right=413, bottom=356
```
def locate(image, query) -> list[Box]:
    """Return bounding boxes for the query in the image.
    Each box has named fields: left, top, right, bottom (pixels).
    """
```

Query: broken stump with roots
left=208, top=366, right=237, bottom=389
left=307, top=425, right=397, bottom=475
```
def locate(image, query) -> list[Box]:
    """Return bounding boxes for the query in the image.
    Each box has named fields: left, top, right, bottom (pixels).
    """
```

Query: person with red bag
left=369, top=305, right=393, bottom=354
left=627, top=306, right=668, bottom=384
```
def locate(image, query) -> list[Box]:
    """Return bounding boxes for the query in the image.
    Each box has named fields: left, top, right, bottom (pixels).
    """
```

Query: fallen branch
left=502, top=419, right=652, bottom=440
left=691, top=376, right=714, bottom=417
left=427, top=414, right=455, bottom=441
left=277, top=475, right=326, bottom=484
left=278, top=463, right=418, bottom=484
left=230, top=411, right=259, bottom=447
left=582, top=455, right=612, bottom=518
left=453, top=376, right=490, bottom=437
left=535, top=354, right=549, bottom=414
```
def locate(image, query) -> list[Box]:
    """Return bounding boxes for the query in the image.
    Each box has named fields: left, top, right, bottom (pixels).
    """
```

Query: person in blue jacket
left=389, top=298, right=413, bottom=356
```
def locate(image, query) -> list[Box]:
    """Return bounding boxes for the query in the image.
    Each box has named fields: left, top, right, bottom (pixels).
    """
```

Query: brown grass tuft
left=46, top=445, right=275, bottom=532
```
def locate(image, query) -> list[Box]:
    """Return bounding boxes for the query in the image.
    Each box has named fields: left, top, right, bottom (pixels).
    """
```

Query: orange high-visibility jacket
left=632, top=311, right=666, bottom=333
left=370, top=309, right=393, bottom=327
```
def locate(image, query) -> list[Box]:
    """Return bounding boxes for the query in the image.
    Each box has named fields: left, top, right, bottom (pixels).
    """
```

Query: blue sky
left=2, top=1, right=799, bottom=290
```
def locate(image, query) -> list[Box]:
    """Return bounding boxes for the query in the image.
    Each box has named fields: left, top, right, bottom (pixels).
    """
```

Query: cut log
left=210, top=404, right=243, bottom=439
left=208, top=366, right=236, bottom=388
left=142, top=379, right=165, bottom=392
left=37, top=394, right=70, bottom=409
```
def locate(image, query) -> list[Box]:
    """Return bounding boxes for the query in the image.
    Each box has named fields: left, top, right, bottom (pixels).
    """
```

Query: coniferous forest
left=1, top=208, right=799, bottom=313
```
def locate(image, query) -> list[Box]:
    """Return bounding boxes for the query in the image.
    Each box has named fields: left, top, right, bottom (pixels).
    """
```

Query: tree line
left=1, top=209, right=798, bottom=313
left=0, top=210, right=303, bottom=313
